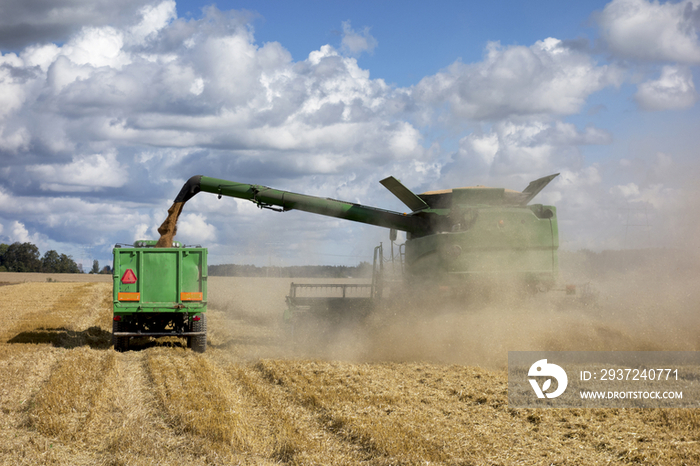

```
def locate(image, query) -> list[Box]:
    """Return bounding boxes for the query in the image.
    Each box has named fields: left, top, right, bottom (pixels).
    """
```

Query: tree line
left=0, top=242, right=82, bottom=273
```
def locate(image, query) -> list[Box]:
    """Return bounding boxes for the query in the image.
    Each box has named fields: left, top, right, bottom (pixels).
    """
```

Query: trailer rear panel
left=112, top=241, right=208, bottom=352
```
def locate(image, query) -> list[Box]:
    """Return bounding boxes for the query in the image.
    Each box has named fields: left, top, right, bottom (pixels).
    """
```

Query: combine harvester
left=172, top=173, right=563, bottom=322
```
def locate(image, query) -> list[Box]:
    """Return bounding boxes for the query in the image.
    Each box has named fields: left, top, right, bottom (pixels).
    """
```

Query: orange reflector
left=118, top=292, right=140, bottom=301
left=181, top=292, right=203, bottom=301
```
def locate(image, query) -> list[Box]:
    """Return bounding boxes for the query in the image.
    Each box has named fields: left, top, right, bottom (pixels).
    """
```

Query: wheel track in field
left=1, top=346, right=236, bottom=465
left=0, top=345, right=65, bottom=464
left=250, top=358, right=449, bottom=465
left=144, top=347, right=273, bottom=464
left=244, top=358, right=700, bottom=466
left=98, top=349, right=226, bottom=465
left=208, top=348, right=373, bottom=464
left=0, top=282, right=113, bottom=464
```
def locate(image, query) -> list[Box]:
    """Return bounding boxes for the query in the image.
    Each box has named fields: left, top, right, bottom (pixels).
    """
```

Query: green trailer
left=112, top=240, right=208, bottom=352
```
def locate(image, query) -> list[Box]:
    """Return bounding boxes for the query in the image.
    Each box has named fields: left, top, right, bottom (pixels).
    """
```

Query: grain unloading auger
left=173, top=173, right=561, bottom=315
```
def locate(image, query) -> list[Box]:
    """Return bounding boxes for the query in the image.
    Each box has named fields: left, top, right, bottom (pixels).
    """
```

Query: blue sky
left=177, top=0, right=610, bottom=86
left=0, top=0, right=699, bottom=269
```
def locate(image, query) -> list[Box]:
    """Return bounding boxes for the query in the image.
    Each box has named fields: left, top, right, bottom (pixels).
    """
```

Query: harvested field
left=0, top=272, right=699, bottom=465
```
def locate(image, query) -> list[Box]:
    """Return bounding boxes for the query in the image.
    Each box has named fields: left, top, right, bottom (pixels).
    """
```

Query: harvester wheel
left=113, top=320, right=129, bottom=352
left=189, top=314, right=207, bottom=353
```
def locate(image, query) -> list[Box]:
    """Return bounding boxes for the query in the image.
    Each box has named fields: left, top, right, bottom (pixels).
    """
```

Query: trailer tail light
left=113, top=315, right=122, bottom=321
left=181, top=292, right=203, bottom=301
left=192, top=315, right=201, bottom=321
left=118, top=292, right=140, bottom=301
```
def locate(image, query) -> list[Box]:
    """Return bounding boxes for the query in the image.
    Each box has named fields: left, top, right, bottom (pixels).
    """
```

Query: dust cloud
left=358, top=257, right=700, bottom=369
left=207, top=249, right=700, bottom=370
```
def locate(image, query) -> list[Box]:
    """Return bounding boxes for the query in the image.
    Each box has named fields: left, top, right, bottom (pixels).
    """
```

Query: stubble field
left=0, top=271, right=699, bottom=465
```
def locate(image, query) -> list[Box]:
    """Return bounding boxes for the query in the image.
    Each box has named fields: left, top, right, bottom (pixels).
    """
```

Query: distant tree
left=58, top=254, right=81, bottom=273
left=42, top=250, right=61, bottom=273
left=100, top=265, right=112, bottom=274
left=90, top=259, right=100, bottom=274
left=3, top=242, right=41, bottom=272
left=0, top=243, right=7, bottom=272
left=0, top=243, right=8, bottom=268
left=0, top=242, right=80, bottom=273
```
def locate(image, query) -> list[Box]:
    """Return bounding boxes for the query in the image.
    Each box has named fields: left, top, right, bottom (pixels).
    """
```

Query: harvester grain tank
left=173, top=173, right=560, bottom=308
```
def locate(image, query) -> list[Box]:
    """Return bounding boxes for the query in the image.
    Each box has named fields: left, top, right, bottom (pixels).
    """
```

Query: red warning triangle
left=121, top=269, right=137, bottom=284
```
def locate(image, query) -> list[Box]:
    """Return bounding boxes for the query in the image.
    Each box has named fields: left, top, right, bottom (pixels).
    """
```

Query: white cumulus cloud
left=0, top=0, right=155, bottom=49
left=26, top=152, right=128, bottom=192
left=340, top=20, right=378, bottom=56
left=413, top=38, right=622, bottom=121
left=446, top=120, right=611, bottom=183
left=128, top=0, right=177, bottom=44
left=176, top=213, right=216, bottom=244
left=61, top=26, right=132, bottom=69
left=7, top=221, right=47, bottom=247
left=635, top=65, right=698, bottom=110
left=597, top=0, right=700, bottom=63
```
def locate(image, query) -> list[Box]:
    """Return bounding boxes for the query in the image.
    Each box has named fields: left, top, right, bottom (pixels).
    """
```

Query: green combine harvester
left=172, top=173, right=560, bottom=319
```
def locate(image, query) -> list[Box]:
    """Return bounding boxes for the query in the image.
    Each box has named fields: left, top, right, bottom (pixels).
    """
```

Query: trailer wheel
left=189, top=315, right=207, bottom=353
left=113, top=320, right=129, bottom=352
